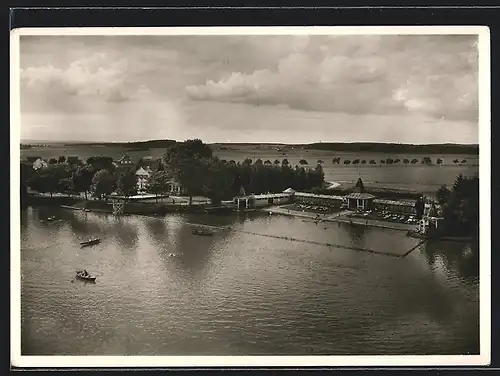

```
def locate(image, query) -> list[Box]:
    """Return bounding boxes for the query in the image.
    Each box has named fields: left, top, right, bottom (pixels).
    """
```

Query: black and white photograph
left=11, top=26, right=490, bottom=367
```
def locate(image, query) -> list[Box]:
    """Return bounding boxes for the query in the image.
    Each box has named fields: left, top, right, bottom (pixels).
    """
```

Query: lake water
left=20, top=206, right=479, bottom=356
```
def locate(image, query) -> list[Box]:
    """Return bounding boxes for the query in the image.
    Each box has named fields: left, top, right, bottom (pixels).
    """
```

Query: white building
left=32, top=158, right=48, bottom=170
left=135, top=166, right=152, bottom=193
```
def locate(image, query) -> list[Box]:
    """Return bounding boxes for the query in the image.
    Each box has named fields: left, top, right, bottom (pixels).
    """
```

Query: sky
left=19, top=33, right=479, bottom=144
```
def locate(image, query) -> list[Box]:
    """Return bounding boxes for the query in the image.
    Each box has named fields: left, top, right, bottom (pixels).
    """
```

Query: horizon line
left=19, top=139, right=480, bottom=146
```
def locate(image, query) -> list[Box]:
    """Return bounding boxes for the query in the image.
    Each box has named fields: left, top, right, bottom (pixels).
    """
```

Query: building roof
left=251, top=192, right=294, bottom=199
left=283, top=187, right=295, bottom=193
left=294, top=192, right=344, bottom=200
left=373, top=198, right=416, bottom=207
left=135, top=167, right=150, bottom=176
left=352, top=177, right=366, bottom=193
left=345, top=192, right=375, bottom=200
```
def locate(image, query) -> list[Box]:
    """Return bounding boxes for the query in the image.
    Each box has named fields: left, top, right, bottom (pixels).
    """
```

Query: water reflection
left=344, top=223, right=367, bottom=249
left=421, top=240, right=479, bottom=281
left=20, top=207, right=480, bottom=356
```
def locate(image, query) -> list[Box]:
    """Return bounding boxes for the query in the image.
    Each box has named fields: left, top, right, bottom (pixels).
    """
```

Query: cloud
left=185, top=35, right=478, bottom=121
left=20, top=52, right=151, bottom=112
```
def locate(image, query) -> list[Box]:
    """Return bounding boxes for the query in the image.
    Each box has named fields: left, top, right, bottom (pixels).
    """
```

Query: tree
left=58, top=155, right=66, bottom=164
left=264, top=160, right=272, bottom=165
left=453, top=159, right=460, bottom=165
left=394, top=158, right=400, bottom=164
left=422, top=157, right=432, bottom=165
left=28, top=164, right=69, bottom=197
left=380, top=159, right=385, bottom=165
left=411, top=159, right=419, bottom=164
left=48, top=158, right=57, bottom=165
left=299, top=159, right=308, bottom=165
left=72, top=166, right=94, bottom=200
left=255, top=158, right=264, bottom=167
left=92, top=169, right=117, bottom=199
left=385, top=158, right=393, bottom=165
left=403, top=158, right=409, bottom=165
left=353, top=159, right=360, bottom=165
left=439, top=175, right=479, bottom=238
left=361, top=160, right=367, bottom=165
left=332, top=157, right=341, bottom=164
left=202, top=159, right=235, bottom=205
left=436, top=158, right=443, bottom=165
left=282, top=158, right=289, bottom=167
left=317, top=159, right=324, bottom=165
left=344, top=160, right=351, bottom=165
left=274, top=159, right=281, bottom=167
left=86, top=156, right=115, bottom=172
left=436, top=184, right=451, bottom=205
left=163, top=140, right=214, bottom=206
left=28, top=168, right=58, bottom=197
left=461, top=159, right=467, bottom=164
left=369, top=160, right=376, bottom=165
left=117, top=170, right=137, bottom=198
left=147, top=171, right=170, bottom=201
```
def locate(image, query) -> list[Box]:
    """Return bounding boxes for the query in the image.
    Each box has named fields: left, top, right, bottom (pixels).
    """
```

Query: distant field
left=20, top=143, right=479, bottom=196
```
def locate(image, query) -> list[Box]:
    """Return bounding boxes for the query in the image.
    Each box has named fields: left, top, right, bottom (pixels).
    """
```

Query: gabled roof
left=135, top=167, right=150, bottom=176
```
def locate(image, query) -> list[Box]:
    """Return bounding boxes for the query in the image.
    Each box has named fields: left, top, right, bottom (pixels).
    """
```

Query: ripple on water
left=20, top=209, right=480, bottom=355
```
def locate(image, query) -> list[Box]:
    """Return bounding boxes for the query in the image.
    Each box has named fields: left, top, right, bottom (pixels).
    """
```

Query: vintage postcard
left=11, top=26, right=491, bottom=368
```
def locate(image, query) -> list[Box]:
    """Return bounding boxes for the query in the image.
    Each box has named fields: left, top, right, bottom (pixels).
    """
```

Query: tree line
left=20, top=139, right=325, bottom=206
left=331, top=156, right=467, bottom=166
left=302, top=142, right=479, bottom=155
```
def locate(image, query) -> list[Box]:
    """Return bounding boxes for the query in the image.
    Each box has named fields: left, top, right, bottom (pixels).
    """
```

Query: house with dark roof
left=116, top=154, right=133, bottom=166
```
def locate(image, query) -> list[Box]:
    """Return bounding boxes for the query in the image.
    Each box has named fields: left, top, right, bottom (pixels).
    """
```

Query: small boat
left=75, top=270, right=96, bottom=282
left=80, top=237, right=101, bottom=247
left=192, top=228, right=214, bottom=236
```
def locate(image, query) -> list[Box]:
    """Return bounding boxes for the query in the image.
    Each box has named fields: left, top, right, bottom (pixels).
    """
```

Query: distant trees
left=282, top=158, right=289, bottom=167
left=353, top=159, right=360, bottom=165
left=48, top=158, right=58, bottom=165
left=332, top=157, right=341, bottom=164
left=58, top=155, right=66, bottom=164
left=274, top=159, right=281, bottom=166
left=344, top=160, right=351, bottom=165
left=380, top=159, right=385, bottom=165
left=264, top=160, right=272, bottom=165
left=317, top=159, right=324, bottom=165
left=411, top=159, right=419, bottom=164
left=436, top=158, right=443, bottom=165
left=86, top=156, right=114, bottom=172
left=403, top=158, right=409, bottom=166
left=369, top=160, right=376, bottom=165
left=421, top=157, right=432, bottom=165
left=361, top=160, right=367, bottom=165
left=299, top=159, right=308, bottom=165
